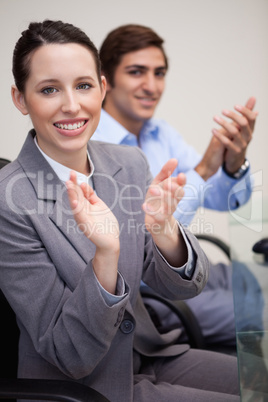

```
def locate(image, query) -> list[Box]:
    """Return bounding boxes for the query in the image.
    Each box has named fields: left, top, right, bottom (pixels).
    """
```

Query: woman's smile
left=54, top=118, right=89, bottom=137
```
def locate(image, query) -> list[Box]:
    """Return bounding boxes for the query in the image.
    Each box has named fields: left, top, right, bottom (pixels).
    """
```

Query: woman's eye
left=77, top=83, right=91, bottom=90
left=42, top=87, right=57, bottom=95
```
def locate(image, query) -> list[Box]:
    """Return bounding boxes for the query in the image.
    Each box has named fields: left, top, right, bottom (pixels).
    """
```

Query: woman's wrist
left=151, top=218, right=187, bottom=267
left=92, top=247, right=120, bottom=294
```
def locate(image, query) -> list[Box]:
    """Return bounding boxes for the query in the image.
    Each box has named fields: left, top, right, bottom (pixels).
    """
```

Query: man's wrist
left=222, top=159, right=250, bottom=179
left=194, top=163, right=214, bottom=181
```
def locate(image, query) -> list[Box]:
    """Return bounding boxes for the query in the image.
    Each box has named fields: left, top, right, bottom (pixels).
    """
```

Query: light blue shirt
left=94, top=109, right=252, bottom=227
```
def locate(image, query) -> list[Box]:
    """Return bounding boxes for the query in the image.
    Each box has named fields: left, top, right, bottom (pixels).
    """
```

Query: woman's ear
left=11, top=85, right=29, bottom=115
left=101, top=75, right=107, bottom=102
left=105, top=81, right=112, bottom=93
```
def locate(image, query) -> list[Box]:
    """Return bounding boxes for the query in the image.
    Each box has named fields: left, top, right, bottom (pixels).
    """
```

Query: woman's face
left=12, top=43, right=106, bottom=163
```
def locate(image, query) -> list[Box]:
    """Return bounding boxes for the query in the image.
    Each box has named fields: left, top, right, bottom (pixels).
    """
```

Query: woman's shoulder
left=0, top=160, right=26, bottom=210
left=0, top=160, right=22, bottom=184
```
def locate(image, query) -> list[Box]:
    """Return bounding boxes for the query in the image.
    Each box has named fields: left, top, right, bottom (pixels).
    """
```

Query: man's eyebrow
left=124, top=65, right=166, bottom=71
left=125, top=65, right=148, bottom=70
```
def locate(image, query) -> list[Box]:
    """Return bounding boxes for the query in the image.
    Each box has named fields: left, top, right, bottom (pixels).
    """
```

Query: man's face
left=104, top=46, right=167, bottom=133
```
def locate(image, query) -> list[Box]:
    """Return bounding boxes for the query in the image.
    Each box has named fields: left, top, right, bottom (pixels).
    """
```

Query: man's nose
left=142, top=73, right=157, bottom=93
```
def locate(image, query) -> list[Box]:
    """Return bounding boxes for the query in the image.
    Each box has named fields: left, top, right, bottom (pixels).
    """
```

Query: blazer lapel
left=88, top=140, right=123, bottom=204
left=17, top=131, right=95, bottom=264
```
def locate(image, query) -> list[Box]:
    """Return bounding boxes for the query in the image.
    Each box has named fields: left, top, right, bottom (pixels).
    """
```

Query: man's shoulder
left=146, top=118, right=182, bottom=137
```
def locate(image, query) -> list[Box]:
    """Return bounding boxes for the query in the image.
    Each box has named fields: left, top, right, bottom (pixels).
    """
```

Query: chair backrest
left=0, top=159, right=16, bottom=377
left=0, top=289, right=20, bottom=379
left=0, top=158, right=11, bottom=169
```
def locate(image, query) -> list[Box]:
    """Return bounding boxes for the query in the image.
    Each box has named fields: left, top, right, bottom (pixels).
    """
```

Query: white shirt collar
left=34, top=136, right=94, bottom=185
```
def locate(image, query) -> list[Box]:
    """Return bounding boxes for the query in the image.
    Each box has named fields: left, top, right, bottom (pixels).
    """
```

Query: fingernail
left=214, top=115, right=222, bottom=123
left=234, top=105, right=242, bottom=111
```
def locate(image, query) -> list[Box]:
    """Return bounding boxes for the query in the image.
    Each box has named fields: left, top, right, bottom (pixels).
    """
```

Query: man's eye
left=77, top=83, right=91, bottom=90
left=42, top=87, right=57, bottom=94
left=128, top=70, right=142, bottom=76
left=155, top=71, right=166, bottom=78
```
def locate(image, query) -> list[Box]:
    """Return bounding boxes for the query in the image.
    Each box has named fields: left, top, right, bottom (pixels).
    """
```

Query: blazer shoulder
left=0, top=160, right=22, bottom=185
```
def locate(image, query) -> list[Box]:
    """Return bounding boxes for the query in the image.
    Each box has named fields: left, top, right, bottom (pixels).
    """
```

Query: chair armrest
left=0, top=378, right=110, bottom=402
left=140, top=287, right=205, bottom=349
left=195, top=234, right=231, bottom=260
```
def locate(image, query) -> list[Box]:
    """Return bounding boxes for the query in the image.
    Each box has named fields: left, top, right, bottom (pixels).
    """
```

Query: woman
left=0, top=20, right=240, bottom=402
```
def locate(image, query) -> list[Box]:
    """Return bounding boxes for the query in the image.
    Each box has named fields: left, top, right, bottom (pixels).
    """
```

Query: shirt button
left=120, top=319, right=135, bottom=334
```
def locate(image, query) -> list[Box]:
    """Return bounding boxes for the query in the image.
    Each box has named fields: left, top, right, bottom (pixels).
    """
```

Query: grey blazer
left=0, top=130, right=209, bottom=402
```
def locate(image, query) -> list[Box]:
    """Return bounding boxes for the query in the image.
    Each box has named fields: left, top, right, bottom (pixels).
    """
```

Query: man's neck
left=103, top=103, right=144, bottom=137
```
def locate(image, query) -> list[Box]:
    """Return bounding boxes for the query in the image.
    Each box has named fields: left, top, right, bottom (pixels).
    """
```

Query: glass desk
left=229, top=198, right=268, bottom=401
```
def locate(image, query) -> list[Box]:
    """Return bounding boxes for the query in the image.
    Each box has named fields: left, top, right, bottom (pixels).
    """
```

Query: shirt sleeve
left=93, top=270, right=128, bottom=306
left=174, top=166, right=252, bottom=227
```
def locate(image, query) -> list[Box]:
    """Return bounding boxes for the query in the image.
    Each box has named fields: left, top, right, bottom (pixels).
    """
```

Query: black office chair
left=141, top=286, right=205, bottom=349
left=195, top=234, right=231, bottom=261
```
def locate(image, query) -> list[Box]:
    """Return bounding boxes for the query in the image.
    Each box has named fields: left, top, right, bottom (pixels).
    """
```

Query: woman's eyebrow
left=37, top=78, right=60, bottom=85
left=35, top=76, right=96, bottom=87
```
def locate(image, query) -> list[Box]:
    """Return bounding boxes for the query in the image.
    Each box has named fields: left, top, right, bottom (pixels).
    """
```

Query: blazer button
left=120, top=319, right=135, bottom=334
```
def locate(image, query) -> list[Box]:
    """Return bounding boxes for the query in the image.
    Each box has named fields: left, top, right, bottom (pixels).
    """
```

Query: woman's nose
left=61, top=92, right=81, bottom=114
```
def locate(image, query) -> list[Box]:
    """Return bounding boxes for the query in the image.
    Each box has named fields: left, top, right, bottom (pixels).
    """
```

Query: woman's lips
left=53, top=119, right=88, bottom=137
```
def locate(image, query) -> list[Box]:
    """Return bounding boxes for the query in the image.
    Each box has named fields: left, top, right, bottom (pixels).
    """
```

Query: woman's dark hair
left=99, top=24, right=168, bottom=87
left=12, top=19, right=102, bottom=93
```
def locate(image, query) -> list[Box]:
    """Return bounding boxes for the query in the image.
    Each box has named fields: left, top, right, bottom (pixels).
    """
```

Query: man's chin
left=137, top=106, right=157, bottom=120
left=140, top=110, right=156, bottom=121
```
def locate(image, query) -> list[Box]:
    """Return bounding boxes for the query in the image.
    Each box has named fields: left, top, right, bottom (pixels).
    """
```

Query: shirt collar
left=140, top=119, right=159, bottom=138
left=96, top=109, right=159, bottom=143
left=95, top=109, right=129, bottom=143
left=34, top=136, right=94, bottom=185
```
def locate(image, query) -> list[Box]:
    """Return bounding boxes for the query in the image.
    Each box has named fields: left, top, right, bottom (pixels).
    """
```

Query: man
left=93, top=24, right=258, bottom=347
